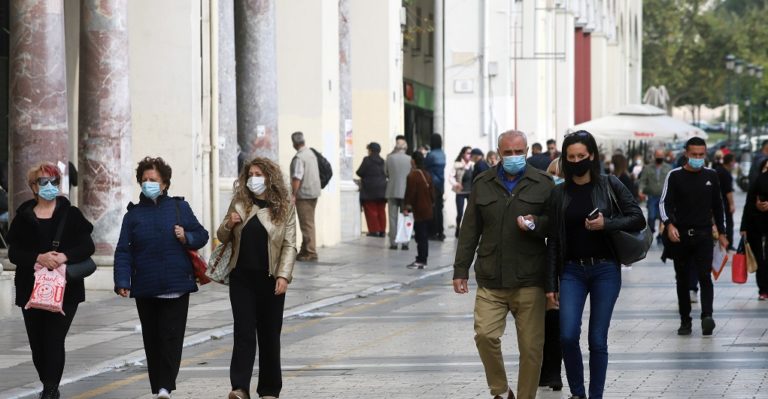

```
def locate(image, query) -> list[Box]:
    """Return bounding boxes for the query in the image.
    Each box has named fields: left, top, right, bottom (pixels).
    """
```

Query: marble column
left=235, top=0, right=278, bottom=161
left=78, top=0, right=132, bottom=255
left=9, top=0, right=69, bottom=211
left=338, top=0, right=353, bottom=181
left=433, top=0, right=444, bottom=136
left=218, top=0, right=238, bottom=177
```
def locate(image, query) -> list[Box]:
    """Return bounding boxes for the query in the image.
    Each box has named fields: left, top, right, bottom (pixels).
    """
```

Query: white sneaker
left=157, top=388, right=171, bottom=399
left=690, top=290, right=698, bottom=303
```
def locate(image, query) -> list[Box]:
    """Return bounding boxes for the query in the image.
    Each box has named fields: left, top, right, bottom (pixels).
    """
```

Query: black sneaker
left=389, top=244, right=398, bottom=250
left=538, top=375, right=563, bottom=391
left=40, top=387, right=60, bottom=399
left=702, top=316, right=716, bottom=336
left=406, top=261, right=425, bottom=269
left=401, top=244, right=409, bottom=250
left=677, top=319, right=692, bottom=335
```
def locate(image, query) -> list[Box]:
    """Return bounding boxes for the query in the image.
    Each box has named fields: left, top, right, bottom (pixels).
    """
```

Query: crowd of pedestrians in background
left=7, top=127, right=768, bottom=399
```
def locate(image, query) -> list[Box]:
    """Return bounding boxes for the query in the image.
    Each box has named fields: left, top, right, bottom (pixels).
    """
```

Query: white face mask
left=247, top=176, right=266, bottom=195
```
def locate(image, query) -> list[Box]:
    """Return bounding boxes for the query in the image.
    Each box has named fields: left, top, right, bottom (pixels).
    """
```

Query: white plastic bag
left=711, top=243, right=728, bottom=281
left=395, top=213, right=414, bottom=244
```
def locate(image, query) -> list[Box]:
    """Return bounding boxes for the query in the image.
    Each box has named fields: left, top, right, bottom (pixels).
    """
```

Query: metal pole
left=726, top=75, right=732, bottom=146
left=748, top=99, right=753, bottom=147
left=735, top=78, right=740, bottom=147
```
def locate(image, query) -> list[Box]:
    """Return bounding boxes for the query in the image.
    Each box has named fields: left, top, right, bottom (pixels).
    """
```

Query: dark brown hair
left=611, top=154, right=628, bottom=176
left=135, top=156, right=172, bottom=189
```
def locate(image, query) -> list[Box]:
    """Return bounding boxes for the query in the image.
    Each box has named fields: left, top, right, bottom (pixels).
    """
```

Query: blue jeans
left=559, top=261, right=621, bottom=399
left=646, top=195, right=660, bottom=234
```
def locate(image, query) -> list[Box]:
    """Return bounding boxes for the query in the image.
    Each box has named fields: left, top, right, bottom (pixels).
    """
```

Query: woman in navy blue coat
left=113, top=157, right=209, bottom=399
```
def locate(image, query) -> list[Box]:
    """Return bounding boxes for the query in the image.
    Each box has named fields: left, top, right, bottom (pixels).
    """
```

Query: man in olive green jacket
left=453, top=130, right=554, bottom=399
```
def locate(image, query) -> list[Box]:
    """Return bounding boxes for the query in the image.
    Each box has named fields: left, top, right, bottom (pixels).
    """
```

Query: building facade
left=2, top=0, right=640, bottom=277
left=437, top=0, right=642, bottom=230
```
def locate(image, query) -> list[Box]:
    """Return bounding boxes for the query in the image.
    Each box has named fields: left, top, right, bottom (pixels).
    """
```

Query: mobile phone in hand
left=587, top=208, right=600, bottom=221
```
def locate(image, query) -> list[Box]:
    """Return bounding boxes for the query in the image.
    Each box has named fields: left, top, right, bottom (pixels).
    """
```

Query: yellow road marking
left=72, top=373, right=145, bottom=399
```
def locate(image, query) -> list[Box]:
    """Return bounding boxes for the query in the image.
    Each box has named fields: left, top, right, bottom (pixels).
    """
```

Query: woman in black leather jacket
left=545, top=131, right=645, bottom=399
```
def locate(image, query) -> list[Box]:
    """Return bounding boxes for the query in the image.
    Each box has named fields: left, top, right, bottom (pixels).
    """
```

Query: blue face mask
left=37, top=182, right=59, bottom=201
left=553, top=176, right=565, bottom=185
left=502, top=155, right=526, bottom=175
left=688, top=158, right=705, bottom=170
left=141, top=181, right=162, bottom=200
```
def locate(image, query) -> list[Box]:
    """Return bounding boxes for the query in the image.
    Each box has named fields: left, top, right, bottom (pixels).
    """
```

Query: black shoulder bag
left=606, top=181, right=653, bottom=265
left=53, top=210, right=97, bottom=280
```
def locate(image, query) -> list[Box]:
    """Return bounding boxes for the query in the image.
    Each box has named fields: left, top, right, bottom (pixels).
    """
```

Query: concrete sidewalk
left=0, top=234, right=458, bottom=399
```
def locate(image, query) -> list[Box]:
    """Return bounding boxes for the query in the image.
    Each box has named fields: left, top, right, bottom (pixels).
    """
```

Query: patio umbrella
left=570, top=104, right=707, bottom=143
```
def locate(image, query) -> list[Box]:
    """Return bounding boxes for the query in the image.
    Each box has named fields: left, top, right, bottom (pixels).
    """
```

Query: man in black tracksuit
left=660, top=137, right=728, bottom=336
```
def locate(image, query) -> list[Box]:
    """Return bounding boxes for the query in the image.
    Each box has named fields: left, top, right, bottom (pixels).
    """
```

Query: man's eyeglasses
left=36, top=177, right=60, bottom=186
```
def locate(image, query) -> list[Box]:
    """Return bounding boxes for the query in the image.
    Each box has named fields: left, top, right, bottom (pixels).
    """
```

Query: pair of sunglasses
left=36, top=177, right=60, bottom=186
left=565, top=130, right=590, bottom=138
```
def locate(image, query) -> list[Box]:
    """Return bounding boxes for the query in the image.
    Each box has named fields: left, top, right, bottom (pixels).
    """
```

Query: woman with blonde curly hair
left=217, top=157, right=297, bottom=399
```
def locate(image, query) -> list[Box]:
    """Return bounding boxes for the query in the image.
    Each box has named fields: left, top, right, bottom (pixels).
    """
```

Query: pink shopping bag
left=25, top=263, right=67, bottom=315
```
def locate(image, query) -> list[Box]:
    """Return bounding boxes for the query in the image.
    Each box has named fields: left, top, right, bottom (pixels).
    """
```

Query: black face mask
left=564, top=158, right=592, bottom=177
left=655, top=158, right=664, bottom=165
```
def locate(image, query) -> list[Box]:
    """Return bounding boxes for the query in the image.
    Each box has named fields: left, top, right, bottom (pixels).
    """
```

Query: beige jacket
left=216, top=199, right=297, bottom=282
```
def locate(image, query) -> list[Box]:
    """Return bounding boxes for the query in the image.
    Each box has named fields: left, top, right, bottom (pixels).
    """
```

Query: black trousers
left=539, top=309, right=562, bottom=382
left=229, top=267, right=285, bottom=398
left=455, top=193, right=469, bottom=236
left=135, top=293, right=190, bottom=394
left=747, top=233, right=768, bottom=295
left=430, top=187, right=444, bottom=237
left=414, top=220, right=430, bottom=264
left=725, top=211, right=734, bottom=249
left=670, top=234, right=714, bottom=320
left=22, top=302, right=78, bottom=389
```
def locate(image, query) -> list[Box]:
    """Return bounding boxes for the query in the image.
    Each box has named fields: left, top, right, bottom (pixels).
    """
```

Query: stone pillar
left=235, top=0, right=278, bottom=161
left=433, top=0, right=443, bottom=136
left=9, top=0, right=69, bottom=211
left=78, top=0, right=132, bottom=255
left=218, top=0, right=238, bottom=177
left=276, top=0, right=340, bottom=244
left=338, top=0, right=353, bottom=181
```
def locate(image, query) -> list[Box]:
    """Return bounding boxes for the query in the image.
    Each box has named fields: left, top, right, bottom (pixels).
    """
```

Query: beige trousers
left=295, top=198, right=318, bottom=256
left=474, top=286, right=545, bottom=399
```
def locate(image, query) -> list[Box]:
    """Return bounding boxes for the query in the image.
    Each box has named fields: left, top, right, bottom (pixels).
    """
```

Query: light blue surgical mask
left=37, top=182, right=59, bottom=201
left=688, top=158, right=705, bottom=170
left=141, top=181, right=162, bottom=200
left=502, top=155, right=526, bottom=175
left=247, top=176, right=267, bottom=195
left=553, top=176, right=565, bottom=185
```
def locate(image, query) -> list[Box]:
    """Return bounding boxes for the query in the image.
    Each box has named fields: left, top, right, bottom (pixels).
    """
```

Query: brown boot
left=228, top=389, right=250, bottom=399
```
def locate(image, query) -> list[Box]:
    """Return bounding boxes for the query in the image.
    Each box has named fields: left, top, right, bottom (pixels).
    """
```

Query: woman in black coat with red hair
left=7, top=162, right=95, bottom=399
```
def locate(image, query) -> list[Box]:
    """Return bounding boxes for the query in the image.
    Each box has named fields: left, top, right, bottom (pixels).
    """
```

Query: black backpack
left=310, top=148, right=333, bottom=189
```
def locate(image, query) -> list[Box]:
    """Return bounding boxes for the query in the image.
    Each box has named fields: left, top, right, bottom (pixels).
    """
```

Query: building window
left=403, top=5, right=409, bottom=50
left=412, top=7, right=422, bottom=55
left=426, top=12, right=434, bottom=60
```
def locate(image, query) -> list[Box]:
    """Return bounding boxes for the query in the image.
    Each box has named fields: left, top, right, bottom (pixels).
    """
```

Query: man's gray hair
left=497, top=130, right=528, bottom=146
left=291, top=131, right=305, bottom=146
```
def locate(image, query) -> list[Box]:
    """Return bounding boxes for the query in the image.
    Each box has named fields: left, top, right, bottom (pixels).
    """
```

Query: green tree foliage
left=643, top=0, right=768, bottom=124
